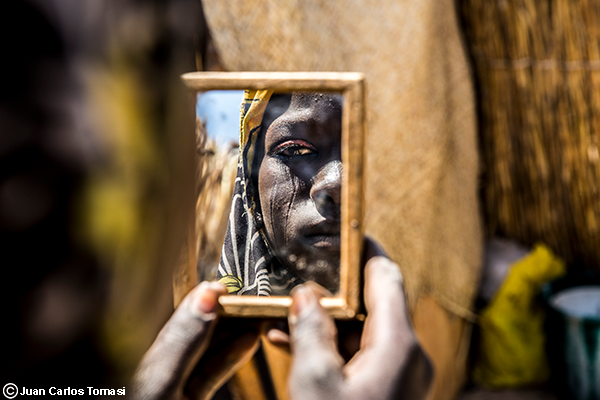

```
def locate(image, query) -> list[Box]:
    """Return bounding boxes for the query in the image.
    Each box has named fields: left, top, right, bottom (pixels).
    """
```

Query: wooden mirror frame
left=180, top=71, right=365, bottom=319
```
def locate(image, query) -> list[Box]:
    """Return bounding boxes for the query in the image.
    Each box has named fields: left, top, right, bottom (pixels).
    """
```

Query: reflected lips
left=302, top=220, right=341, bottom=250
left=303, top=233, right=341, bottom=249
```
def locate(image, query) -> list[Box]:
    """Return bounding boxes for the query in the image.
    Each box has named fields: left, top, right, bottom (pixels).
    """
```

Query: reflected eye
left=273, top=140, right=317, bottom=159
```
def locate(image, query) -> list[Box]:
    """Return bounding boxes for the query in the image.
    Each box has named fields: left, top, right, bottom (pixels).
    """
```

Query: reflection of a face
left=257, top=93, right=342, bottom=293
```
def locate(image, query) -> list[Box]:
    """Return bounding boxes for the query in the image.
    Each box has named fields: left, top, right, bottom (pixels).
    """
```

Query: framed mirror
left=181, top=72, right=365, bottom=319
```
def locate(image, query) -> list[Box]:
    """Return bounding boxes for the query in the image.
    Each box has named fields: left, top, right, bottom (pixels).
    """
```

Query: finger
left=361, top=255, right=411, bottom=352
left=265, top=328, right=290, bottom=347
left=345, top=251, right=432, bottom=399
left=288, top=283, right=345, bottom=400
left=131, top=281, right=226, bottom=399
left=264, top=319, right=291, bottom=349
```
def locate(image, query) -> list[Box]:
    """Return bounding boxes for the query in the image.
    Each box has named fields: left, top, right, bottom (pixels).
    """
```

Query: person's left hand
left=131, top=281, right=261, bottom=400
left=266, top=238, right=433, bottom=400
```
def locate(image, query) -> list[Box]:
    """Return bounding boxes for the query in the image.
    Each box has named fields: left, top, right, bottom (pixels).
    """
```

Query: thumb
left=132, top=281, right=226, bottom=399
left=288, top=283, right=344, bottom=400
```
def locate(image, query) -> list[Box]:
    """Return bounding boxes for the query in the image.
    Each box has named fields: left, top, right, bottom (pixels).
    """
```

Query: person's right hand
left=131, top=281, right=261, bottom=400
left=286, top=239, right=434, bottom=400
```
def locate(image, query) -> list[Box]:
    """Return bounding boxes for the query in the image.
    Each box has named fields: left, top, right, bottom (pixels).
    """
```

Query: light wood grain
left=178, top=71, right=367, bottom=320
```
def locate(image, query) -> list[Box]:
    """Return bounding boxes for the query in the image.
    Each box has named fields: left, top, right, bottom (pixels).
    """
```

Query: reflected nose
left=310, top=160, right=342, bottom=218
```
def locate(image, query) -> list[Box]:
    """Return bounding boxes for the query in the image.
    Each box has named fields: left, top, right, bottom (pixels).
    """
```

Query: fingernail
left=207, top=281, right=227, bottom=294
left=266, top=329, right=290, bottom=345
left=382, top=258, right=404, bottom=283
left=192, top=282, right=219, bottom=316
left=289, top=286, right=311, bottom=325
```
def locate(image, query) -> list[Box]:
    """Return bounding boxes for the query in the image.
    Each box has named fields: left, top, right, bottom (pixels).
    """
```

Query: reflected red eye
left=273, top=140, right=317, bottom=159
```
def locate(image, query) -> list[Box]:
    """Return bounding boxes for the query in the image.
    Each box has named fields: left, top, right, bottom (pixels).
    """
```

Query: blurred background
left=2, top=1, right=600, bottom=399
left=0, top=0, right=200, bottom=390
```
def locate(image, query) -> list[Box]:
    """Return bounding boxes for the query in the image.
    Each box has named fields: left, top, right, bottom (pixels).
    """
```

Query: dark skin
left=132, top=96, right=433, bottom=400
left=132, top=239, right=433, bottom=400
left=257, top=92, right=343, bottom=294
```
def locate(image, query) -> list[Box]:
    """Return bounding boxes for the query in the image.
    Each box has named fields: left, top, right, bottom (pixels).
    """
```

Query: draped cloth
left=216, top=90, right=301, bottom=296
left=202, top=1, right=482, bottom=399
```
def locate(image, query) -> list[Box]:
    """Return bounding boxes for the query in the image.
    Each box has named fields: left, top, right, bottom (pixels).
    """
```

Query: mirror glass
left=197, top=90, right=343, bottom=296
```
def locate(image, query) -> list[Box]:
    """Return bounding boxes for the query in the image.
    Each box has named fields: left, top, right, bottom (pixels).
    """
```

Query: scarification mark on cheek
left=268, top=168, right=278, bottom=247
left=284, top=168, right=297, bottom=249
left=267, top=162, right=292, bottom=253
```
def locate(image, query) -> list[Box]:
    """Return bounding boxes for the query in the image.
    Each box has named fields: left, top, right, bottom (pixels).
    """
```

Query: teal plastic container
left=542, top=272, right=600, bottom=400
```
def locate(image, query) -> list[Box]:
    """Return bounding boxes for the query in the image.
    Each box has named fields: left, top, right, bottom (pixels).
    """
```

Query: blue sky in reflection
left=196, top=90, right=244, bottom=146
